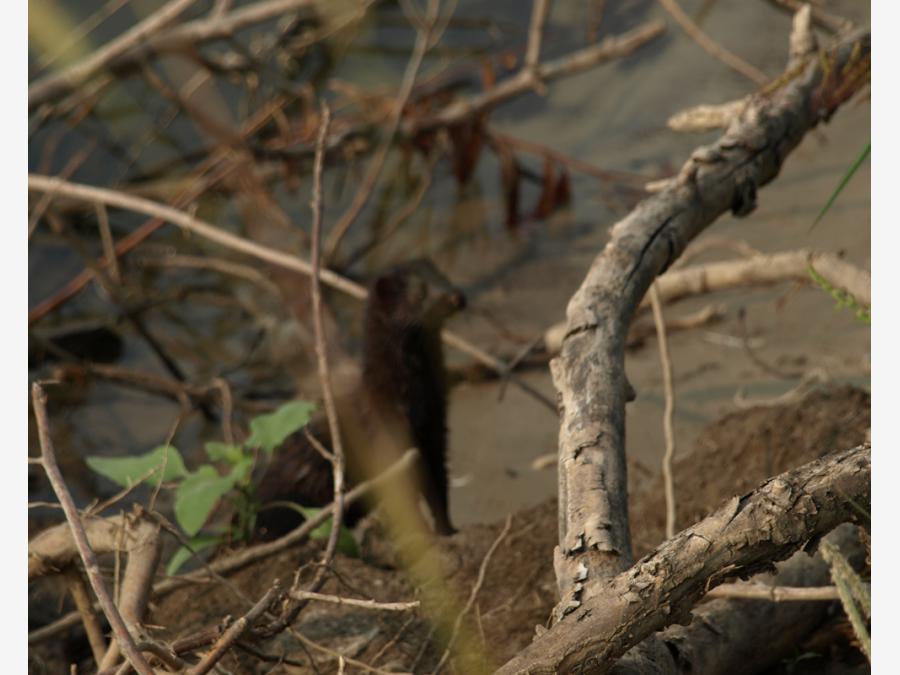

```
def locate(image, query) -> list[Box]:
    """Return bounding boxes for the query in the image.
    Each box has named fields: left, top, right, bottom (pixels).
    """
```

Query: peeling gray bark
left=494, top=14, right=869, bottom=673
left=549, top=24, right=869, bottom=610
left=610, top=523, right=865, bottom=675
left=495, top=444, right=870, bottom=674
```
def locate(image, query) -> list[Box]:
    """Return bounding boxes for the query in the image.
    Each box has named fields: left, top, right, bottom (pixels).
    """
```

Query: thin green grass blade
left=809, top=142, right=870, bottom=232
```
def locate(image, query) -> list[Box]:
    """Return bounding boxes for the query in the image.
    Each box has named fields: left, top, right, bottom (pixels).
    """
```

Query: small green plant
left=87, top=400, right=355, bottom=574
left=807, top=264, right=870, bottom=324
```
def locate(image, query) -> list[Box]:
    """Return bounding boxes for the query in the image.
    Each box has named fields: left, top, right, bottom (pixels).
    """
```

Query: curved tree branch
left=550, top=24, right=868, bottom=600
left=496, top=16, right=869, bottom=675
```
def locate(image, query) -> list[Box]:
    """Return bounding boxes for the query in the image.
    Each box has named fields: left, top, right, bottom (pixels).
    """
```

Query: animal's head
left=368, top=260, right=466, bottom=332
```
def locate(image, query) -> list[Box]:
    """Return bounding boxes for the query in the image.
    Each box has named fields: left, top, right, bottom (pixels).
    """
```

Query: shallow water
left=28, top=0, right=870, bottom=531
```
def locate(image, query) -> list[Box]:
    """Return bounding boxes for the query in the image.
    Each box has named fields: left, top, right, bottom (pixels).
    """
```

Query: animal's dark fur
left=253, top=263, right=464, bottom=540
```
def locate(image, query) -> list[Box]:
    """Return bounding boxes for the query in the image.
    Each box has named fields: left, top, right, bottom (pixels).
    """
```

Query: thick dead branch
left=652, top=523, right=865, bottom=674
left=512, top=21, right=869, bottom=674
left=496, top=444, right=870, bottom=674
left=612, top=522, right=864, bottom=674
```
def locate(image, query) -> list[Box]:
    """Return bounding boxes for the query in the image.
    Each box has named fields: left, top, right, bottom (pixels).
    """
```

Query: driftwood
left=496, top=444, right=870, bottom=674
left=494, top=14, right=870, bottom=674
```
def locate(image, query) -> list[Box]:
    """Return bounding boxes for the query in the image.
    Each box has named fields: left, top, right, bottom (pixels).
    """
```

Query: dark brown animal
left=253, top=262, right=465, bottom=539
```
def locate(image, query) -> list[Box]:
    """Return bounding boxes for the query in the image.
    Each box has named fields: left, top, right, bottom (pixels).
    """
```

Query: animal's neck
left=362, top=316, right=447, bottom=452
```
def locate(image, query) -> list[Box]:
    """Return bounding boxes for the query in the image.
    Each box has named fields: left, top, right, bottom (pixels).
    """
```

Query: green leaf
left=246, top=400, right=316, bottom=454
left=174, top=466, right=239, bottom=536
left=204, top=442, right=245, bottom=464
left=810, top=141, right=869, bottom=231
left=229, top=456, right=255, bottom=485
left=86, top=445, right=187, bottom=488
left=166, top=535, right=223, bottom=576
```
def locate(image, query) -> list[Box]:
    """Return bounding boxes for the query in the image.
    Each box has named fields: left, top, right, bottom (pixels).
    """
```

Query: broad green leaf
left=229, top=456, right=255, bottom=485
left=204, top=442, right=245, bottom=464
left=166, top=535, right=223, bottom=576
left=86, top=445, right=187, bottom=488
left=810, top=141, right=870, bottom=231
left=174, top=466, right=239, bottom=536
left=246, top=400, right=316, bottom=454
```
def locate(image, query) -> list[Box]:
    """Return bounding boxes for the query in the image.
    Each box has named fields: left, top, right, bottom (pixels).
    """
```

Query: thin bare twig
left=31, top=383, right=154, bottom=675
left=289, top=590, right=420, bottom=612
left=94, top=203, right=120, bottom=284
left=764, top=0, right=854, bottom=34
left=29, top=96, right=290, bottom=326
left=31, top=0, right=131, bottom=76
left=29, top=449, right=422, bottom=646
left=434, top=514, right=513, bottom=673
left=187, top=582, right=282, bottom=675
left=649, top=284, right=677, bottom=539
left=28, top=174, right=556, bottom=413
left=406, top=21, right=665, bottom=134
left=525, top=0, right=552, bottom=74
left=289, top=628, right=411, bottom=675
left=322, top=0, right=441, bottom=261
left=657, top=0, right=767, bottom=85
left=63, top=565, right=108, bottom=665
left=706, top=582, right=850, bottom=602
left=134, top=253, right=282, bottom=297
left=488, top=127, right=653, bottom=188
left=307, top=103, right=346, bottom=593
